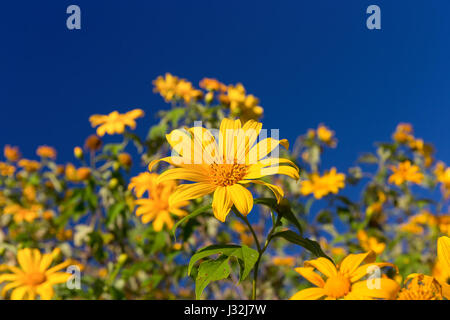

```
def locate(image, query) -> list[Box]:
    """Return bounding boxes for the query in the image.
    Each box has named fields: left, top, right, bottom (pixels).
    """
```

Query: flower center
left=23, top=272, right=47, bottom=286
left=209, top=163, right=247, bottom=187
left=323, top=273, right=351, bottom=298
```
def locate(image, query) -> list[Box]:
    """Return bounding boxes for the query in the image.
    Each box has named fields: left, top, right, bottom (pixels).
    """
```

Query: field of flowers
left=0, top=73, right=449, bottom=300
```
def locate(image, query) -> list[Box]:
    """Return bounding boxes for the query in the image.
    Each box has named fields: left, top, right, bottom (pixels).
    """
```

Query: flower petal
left=295, top=267, right=325, bottom=288
left=340, top=251, right=376, bottom=277
left=304, top=257, right=337, bottom=278
left=228, top=184, right=253, bottom=216
left=212, top=186, right=233, bottom=222
left=290, top=287, right=325, bottom=300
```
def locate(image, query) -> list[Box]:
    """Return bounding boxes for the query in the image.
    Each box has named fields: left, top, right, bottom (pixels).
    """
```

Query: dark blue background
left=1, top=1, right=449, bottom=172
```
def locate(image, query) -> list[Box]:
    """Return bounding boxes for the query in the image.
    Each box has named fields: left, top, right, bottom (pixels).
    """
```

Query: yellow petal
left=437, top=236, right=450, bottom=270
left=212, top=186, right=233, bottom=222
left=157, top=168, right=209, bottom=184
left=168, top=183, right=216, bottom=207
left=340, top=251, right=376, bottom=277
left=228, top=184, right=253, bottom=216
left=304, top=257, right=337, bottom=278
left=295, top=267, right=325, bottom=288
left=10, top=286, right=28, bottom=300
left=350, top=262, right=398, bottom=283
left=290, top=287, right=325, bottom=300
left=350, top=278, right=400, bottom=300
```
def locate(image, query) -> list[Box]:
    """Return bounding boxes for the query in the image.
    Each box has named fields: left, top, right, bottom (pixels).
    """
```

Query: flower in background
left=18, top=159, right=41, bottom=172
left=4, top=145, right=21, bottom=162
left=131, top=173, right=188, bottom=231
left=0, top=248, right=71, bottom=300
left=153, top=73, right=179, bottom=102
left=0, top=162, right=15, bottom=176
left=392, top=123, right=414, bottom=144
left=290, top=251, right=399, bottom=300
left=4, top=204, right=40, bottom=223
left=36, top=146, right=57, bottom=160
left=300, top=167, right=345, bottom=199
left=84, top=134, right=102, bottom=151
left=357, top=230, right=385, bottom=255
left=128, top=172, right=155, bottom=198
left=149, top=118, right=299, bottom=222
left=435, top=163, right=450, bottom=198
left=65, top=164, right=91, bottom=182
left=399, top=210, right=437, bottom=235
left=366, top=191, right=386, bottom=217
left=272, top=256, right=296, bottom=267
left=118, top=152, right=132, bottom=168
left=397, top=274, right=443, bottom=300
left=388, top=161, right=423, bottom=185
left=89, top=109, right=144, bottom=136
left=316, top=124, right=336, bottom=147
left=221, top=84, right=264, bottom=121
left=175, top=79, right=202, bottom=103
left=199, top=78, right=227, bottom=92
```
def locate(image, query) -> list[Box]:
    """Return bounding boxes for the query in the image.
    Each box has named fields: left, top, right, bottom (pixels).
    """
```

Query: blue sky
left=1, top=1, right=449, bottom=173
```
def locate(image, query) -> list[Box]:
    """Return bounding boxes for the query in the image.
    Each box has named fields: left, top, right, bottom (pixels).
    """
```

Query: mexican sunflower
left=0, top=248, right=71, bottom=300
left=149, top=118, right=299, bottom=222
left=290, top=251, right=399, bottom=300
left=89, top=109, right=144, bottom=136
left=129, top=173, right=188, bottom=231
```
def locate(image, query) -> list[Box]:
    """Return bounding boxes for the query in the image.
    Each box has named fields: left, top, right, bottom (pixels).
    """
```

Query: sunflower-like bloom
left=290, top=251, right=399, bottom=300
left=89, top=109, right=144, bottom=136
left=199, top=78, right=227, bottom=92
left=4, top=204, right=40, bottom=223
left=149, top=118, right=299, bottom=222
left=0, top=248, right=71, bottom=300
left=130, top=173, right=188, bottom=231
left=221, top=84, right=264, bottom=121
left=36, top=146, right=57, bottom=159
left=388, top=160, right=423, bottom=185
left=0, top=162, right=15, bottom=176
left=4, top=145, right=21, bottom=162
left=397, top=274, right=443, bottom=300
left=357, top=230, right=386, bottom=255
left=272, top=256, right=296, bottom=267
left=392, top=123, right=414, bottom=144
left=300, top=167, right=345, bottom=199
left=153, top=73, right=179, bottom=102
left=437, top=236, right=450, bottom=298
left=18, top=159, right=41, bottom=172
left=316, top=124, right=336, bottom=147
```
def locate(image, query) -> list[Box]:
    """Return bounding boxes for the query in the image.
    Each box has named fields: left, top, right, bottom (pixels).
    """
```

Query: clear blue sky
left=1, top=1, right=449, bottom=172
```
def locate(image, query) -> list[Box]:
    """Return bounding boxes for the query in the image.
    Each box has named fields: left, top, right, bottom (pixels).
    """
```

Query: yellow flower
left=0, top=248, right=71, bottom=300
left=400, top=211, right=437, bottom=235
left=4, top=204, right=40, bottom=223
left=397, top=274, right=443, bottom=300
left=4, top=145, right=21, bottom=162
left=290, top=251, right=399, bottom=300
left=36, top=146, right=57, bottom=159
left=366, top=191, right=386, bottom=216
left=65, top=164, right=91, bottom=182
left=23, top=185, right=36, bottom=202
left=128, top=172, right=156, bottom=198
left=118, top=153, right=132, bottom=167
left=300, top=168, right=345, bottom=199
left=437, top=236, right=450, bottom=299
left=392, top=123, right=414, bottom=144
left=175, top=79, right=203, bottom=103
left=0, top=162, right=15, bottom=176
left=199, top=78, right=227, bottom=92
left=388, top=161, right=423, bottom=185
left=357, top=230, right=385, bottom=255
left=133, top=173, right=188, bottom=231
left=73, top=146, right=83, bottom=159
left=149, top=118, right=299, bottom=222
left=272, top=256, right=296, bottom=267
left=316, top=124, right=336, bottom=147
left=153, top=73, right=179, bottom=102
left=18, top=159, right=41, bottom=172
left=89, top=109, right=144, bottom=136
left=223, top=84, right=263, bottom=121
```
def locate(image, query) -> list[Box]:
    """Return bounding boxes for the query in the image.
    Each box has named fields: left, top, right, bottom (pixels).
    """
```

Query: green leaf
left=270, top=230, right=333, bottom=263
left=171, top=204, right=212, bottom=238
left=238, top=245, right=258, bottom=282
left=195, top=256, right=231, bottom=299
left=254, top=198, right=302, bottom=235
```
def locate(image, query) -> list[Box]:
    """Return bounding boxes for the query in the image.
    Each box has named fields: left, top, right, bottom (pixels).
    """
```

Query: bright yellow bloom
left=199, top=78, right=227, bottom=92
left=0, top=162, right=15, bottom=176
left=175, top=79, right=203, bottom=103
left=36, top=146, right=57, bottom=159
left=388, top=161, right=423, bottom=185
left=272, top=256, right=296, bottom=267
left=222, top=84, right=264, bottom=121
left=23, top=185, right=36, bottom=202
left=399, top=211, right=437, bottom=235
left=0, top=248, right=71, bottom=300
left=153, top=73, right=179, bottom=102
left=300, top=168, right=345, bottom=199
left=65, top=164, right=91, bottom=182
left=290, top=251, right=399, bottom=300
left=357, top=230, right=386, bottom=255
left=18, top=159, right=41, bottom=172
left=73, top=146, right=83, bottom=159
left=128, top=172, right=155, bottom=198
left=392, top=123, right=414, bottom=144
left=132, top=173, right=188, bottom=231
left=397, top=274, right=443, bottom=300
left=4, top=145, right=21, bottom=162
left=437, top=236, right=450, bottom=299
left=4, top=204, right=40, bottom=223
left=89, top=109, right=144, bottom=136
left=149, top=118, right=299, bottom=222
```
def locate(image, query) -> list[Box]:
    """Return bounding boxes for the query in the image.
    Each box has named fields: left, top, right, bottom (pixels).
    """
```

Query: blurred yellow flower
left=300, top=167, right=345, bottom=199
left=388, top=161, right=423, bottom=185
left=23, top=185, right=36, bottom=202
left=36, top=146, right=57, bottom=159
left=199, top=78, right=227, bottom=92
left=133, top=173, right=188, bottom=231
left=18, top=159, right=41, bottom=172
left=392, top=123, right=414, bottom=144
left=65, top=164, right=91, bottom=182
left=128, top=172, right=155, bottom=198
left=84, top=134, right=102, bottom=151
left=290, top=251, right=399, bottom=300
left=357, top=230, right=385, bottom=255
left=175, top=79, right=202, bottom=103
left=149, top=118, right=299, bottom=222
left=73, top=146, right=83, bottom=159
left=366, top=191, right=386, bottom=217
left=316, top=124, right=336, bottom=147
left=153, top=73, right=179, bottom=102
left=118, top=153, right=132, bottom=168
left=89, top=109, right=144, bottom=136
left=0, top=248, right=71, bottom=300
left=222, top=84, right=264, bottom=121
left=272, top=256, right=295, bottom=267
left=0, top=162, right=15, bottom=176
left=4, top=204, right=40, bottom=223
left=4, top=145, right=21, bottom=162
left=397, top=274, right=443, bottom=300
